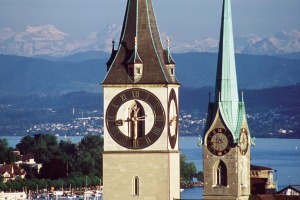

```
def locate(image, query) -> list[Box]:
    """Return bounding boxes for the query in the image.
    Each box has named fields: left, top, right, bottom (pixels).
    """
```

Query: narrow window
left=136, top=67, right=141, bottom=75
left=216, top=161, right=227, bottom=186
left=133, top=176, right=139, bottom=196
left=170, top=68, right=174, bottom=75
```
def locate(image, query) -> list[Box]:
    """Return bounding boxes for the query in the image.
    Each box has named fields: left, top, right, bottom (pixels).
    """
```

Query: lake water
left=2, top=136, right=300, bottom=199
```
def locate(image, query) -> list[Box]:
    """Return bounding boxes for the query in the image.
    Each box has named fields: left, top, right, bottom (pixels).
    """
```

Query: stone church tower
left=102, top=0, right=180, bottom=199
left=202, top=0, right=251, bottom=199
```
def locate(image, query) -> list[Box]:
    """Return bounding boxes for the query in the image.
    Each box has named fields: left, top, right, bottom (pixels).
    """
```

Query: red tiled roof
left=0, top=164, right=25, bottom=178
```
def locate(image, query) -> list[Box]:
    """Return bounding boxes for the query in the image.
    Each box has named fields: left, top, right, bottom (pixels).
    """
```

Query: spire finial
left=241, top=91, right=244, bottom=102
left=134, top=36, right=137, bottom=47
left=166, top=37, right=170, bottom=49
left=112, top=39, right=115, bottom=50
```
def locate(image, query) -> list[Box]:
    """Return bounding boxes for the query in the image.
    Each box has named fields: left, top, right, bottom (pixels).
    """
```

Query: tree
left=76, top=135, right=103, bottom=177
left=16, top=135, right=35, bottom=155
left=39, top=158, right=67, bottom=180
left=58, top=140, right=78, bottom=175
left=32, top=134, right=59, bottom=163
left=0, top=138, right=17, bottom=164
left=180, top=155, right=197, bottom=187
left=195, top=171, right=203, bottom=182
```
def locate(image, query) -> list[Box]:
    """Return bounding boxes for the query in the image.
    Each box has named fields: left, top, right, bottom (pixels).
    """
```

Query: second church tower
left=202, top=0, right=251, bottom=199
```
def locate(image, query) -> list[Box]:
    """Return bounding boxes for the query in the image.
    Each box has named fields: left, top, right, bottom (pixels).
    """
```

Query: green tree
left=76, top=135, right=103, bottom=177
left=33, top=134, right=59, bottom=163
left=16, top=135, right=35, bottom=155
left=0, top=138, right=17, bottom=164
left=180, top=155, right=197, bottom=187
left=195, top=171, right=203, bottom=182
left=39, top=158, right=67, bottom=180
left=58, top=140, right=78, bottom=175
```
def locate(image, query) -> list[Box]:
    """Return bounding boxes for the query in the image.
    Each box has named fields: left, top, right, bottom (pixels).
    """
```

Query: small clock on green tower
left=207, top=128, right=233, bottom=156
left=239, top=128, right=249, bottom=155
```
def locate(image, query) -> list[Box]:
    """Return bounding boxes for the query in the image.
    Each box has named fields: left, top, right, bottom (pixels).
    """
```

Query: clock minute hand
left=115, top=117, right=131, bottom=126
left=132, top=115, right=147, bottom=122
left=116, top=115, right=147, bottom=126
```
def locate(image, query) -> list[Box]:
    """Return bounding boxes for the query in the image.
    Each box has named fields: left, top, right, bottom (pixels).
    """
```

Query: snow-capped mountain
left=0, top=25, right=71, bottom=56
left=242, top=30, right=300, bottom=55
left=0, top=24, right=121, bottom=57
left=0, top=25, right=299, bottom=57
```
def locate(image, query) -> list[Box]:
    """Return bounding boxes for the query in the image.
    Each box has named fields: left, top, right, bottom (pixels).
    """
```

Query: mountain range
left=0, top=25, right=300, bottom=57
left=0, top=52, right=299, bottom=96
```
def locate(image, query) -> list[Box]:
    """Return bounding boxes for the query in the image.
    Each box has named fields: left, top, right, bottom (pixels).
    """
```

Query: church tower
left=202, top=0, right=251, bottom=199
left=102, top=0, right=180, bottom=199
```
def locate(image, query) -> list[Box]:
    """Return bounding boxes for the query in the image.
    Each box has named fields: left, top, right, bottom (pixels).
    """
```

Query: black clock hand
left=115, top=117, right=131, bottom=126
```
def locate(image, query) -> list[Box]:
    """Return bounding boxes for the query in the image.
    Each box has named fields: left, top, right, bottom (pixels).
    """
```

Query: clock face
left=168, top=89, right=178, bottom=149
left=106, top=88, right=165, bottom=149
left=239, top=128, right=248, bottom=155
left=207, top=128, right=233, bottom=156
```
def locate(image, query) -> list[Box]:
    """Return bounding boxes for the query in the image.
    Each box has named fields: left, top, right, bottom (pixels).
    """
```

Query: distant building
left=277, top=185, right=300, bottom=196
left=0, top=164, right=26, bottom=183
left=15, top=153, right=42, bottom=177
left=250, top=164, right=277, bottom=195
left=0, top=192, right=26, bottom=200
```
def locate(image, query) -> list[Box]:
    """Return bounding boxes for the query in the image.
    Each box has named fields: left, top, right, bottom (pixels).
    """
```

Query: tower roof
left=215, top=0, right=244, bottom=140
left=102, top=0, right=179, bottom=85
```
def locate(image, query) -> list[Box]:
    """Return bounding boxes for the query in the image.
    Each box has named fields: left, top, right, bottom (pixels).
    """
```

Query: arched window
left=215, top=160, right=227, bottom=186
left=133, top=176, right=139, bottom=196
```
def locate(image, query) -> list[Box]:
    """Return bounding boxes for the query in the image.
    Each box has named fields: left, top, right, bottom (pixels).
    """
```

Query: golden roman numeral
left=145, top=137, right=151, bottom=145
left=132, top=91, right=139, bottom=98
left=120, top=94, right=127, bottom=102
left=152, top=127, right=162, bottom=135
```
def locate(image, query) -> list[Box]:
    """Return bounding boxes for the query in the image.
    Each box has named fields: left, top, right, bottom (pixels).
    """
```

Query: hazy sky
left=1, top=0, right=300, bottom=42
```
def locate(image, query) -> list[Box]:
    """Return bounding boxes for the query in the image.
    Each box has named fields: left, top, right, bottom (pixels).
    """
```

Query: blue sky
left=1, top=0, right=300, bottom=42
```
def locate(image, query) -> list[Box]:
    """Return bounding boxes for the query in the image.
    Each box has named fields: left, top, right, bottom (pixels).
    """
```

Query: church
left=201, top=0, right=251, bottom=199
left=102, top=0, right=180, bottom=199
left=102, top=0, right=258, bottom=200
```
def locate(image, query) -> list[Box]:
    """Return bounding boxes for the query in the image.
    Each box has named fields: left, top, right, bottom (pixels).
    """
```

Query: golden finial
left=241, top=91, right=244, bottom=102
left=134, top=36, right=137, bottom=46
left=166, top=37, right=170, bottom=48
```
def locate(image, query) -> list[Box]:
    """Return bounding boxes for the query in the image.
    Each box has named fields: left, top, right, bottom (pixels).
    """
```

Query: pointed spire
left=215, top=0, right=240, bottom=138
left=106, top=39, right=117, bottom=71
left=102, top=0, right=179, bottom=85
left=215, top=0, right=238, bottom=103
left=165, top=37, right=175, bottom=65
left=128, top=36, right=143, bottom=64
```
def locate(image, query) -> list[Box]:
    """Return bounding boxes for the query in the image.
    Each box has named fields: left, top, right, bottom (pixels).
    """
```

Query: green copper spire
left=215, top=0, right=241, bottom=140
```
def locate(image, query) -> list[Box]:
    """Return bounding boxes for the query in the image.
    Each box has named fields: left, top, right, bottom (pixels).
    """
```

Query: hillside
left=0, top=85, right=299, bottom=138
left=0, top=52, right=299, bottom=96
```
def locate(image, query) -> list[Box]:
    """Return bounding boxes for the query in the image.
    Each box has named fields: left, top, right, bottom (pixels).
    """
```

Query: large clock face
left=106, top=88, right=165, bottom=149
left=207, top=128, right=233, bottom=156
left=168, top=89, right=178, bottom=149
left=239, top=128, right=248, bottom=155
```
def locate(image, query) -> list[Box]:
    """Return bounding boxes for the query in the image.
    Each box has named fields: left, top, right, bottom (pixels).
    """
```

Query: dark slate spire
left=106, top=40, right=117, bottom=71
left=102, top=0, right=179, bottom=85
